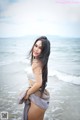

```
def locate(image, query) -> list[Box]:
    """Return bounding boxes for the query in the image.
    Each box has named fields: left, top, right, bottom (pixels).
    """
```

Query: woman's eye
left=34, top=44, right=42, bottom=49
left=35, top=44, right=37, bottom=47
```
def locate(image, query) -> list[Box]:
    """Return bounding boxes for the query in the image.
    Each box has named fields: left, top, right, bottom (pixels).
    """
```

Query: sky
left=0, top=0, right=80, bottom=38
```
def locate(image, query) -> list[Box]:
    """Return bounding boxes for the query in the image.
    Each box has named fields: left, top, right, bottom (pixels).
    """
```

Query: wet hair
left=29, top=36, right=50, bottom=94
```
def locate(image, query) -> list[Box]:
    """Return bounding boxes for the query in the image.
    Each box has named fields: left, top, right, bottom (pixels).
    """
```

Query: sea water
left=0, top=36, right=80, bottom=120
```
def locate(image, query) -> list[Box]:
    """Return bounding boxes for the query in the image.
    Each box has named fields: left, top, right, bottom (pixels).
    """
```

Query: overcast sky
left=0, top=0, right=80, bottom=38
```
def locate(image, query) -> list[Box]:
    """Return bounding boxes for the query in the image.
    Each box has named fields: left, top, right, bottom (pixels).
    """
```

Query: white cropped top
left=26, top=65, right=35, bottom=81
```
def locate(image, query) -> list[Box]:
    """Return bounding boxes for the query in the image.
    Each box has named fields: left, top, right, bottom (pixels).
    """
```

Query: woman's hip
left=29, top=89, right=50, bottom=110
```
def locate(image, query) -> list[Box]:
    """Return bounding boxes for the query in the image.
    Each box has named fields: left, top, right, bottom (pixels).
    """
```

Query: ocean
left=0, top=36, right=80, bottom=120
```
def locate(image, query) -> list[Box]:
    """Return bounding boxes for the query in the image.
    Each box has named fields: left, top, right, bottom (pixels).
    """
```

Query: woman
left=19, top=36, right=50, bottom=120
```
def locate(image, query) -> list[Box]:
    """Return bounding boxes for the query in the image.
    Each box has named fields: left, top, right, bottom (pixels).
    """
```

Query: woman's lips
left=33, top=51, right=38, bottom=55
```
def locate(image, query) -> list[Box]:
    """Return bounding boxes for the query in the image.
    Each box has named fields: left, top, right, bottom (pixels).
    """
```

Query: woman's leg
left=28, top=102, right=46, bottom=120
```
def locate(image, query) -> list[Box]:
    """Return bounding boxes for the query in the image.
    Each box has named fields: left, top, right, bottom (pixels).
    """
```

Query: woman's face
left=33, top=40, right=42, bottom=58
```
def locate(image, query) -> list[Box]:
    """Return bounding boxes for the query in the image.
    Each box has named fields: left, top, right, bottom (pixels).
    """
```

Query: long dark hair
left=29, top=36, right=50, bottom=94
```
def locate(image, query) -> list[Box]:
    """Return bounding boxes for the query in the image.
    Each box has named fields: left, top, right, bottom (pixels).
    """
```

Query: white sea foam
left=49, top=70, right=80, bottom=85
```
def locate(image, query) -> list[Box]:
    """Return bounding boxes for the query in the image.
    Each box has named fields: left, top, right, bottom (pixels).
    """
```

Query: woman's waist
left=33, top=88, right=50, bottom=100
left=28, top=80, right=50, bottom=100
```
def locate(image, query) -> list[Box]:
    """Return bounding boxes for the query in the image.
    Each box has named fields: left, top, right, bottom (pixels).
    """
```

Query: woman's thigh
left=28, top=101, right=46, bottom=120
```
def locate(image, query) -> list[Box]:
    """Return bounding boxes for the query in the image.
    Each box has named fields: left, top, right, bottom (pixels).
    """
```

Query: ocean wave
left=0, top=58, right=29, bottom=66
left=48, top=70, right=80, bottom=85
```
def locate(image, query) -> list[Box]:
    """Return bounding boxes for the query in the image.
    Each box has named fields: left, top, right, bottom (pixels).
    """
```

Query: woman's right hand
left=23, top=87, right=31, bottom=100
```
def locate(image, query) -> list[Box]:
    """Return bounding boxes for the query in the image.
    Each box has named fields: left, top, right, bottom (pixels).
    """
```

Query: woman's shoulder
left=32, top=59, right=42, bottom=70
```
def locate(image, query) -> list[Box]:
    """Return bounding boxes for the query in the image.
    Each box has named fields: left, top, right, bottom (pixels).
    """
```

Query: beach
left=0, top=36, right=80, bottom=120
